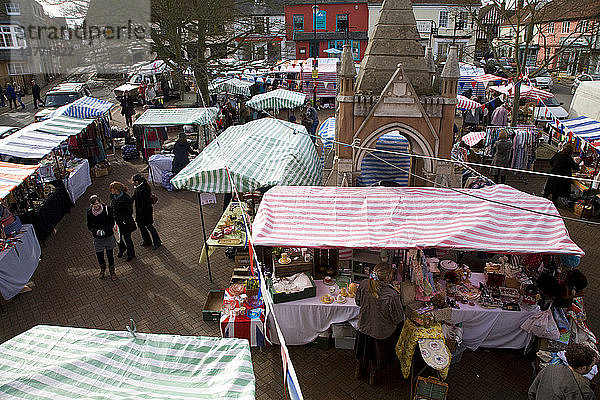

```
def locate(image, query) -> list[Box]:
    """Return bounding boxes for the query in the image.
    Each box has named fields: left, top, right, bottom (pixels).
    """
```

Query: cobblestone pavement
left=2, top=139, right=600, bottom=400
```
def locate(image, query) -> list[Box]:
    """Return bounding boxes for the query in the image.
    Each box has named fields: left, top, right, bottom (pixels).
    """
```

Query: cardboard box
left=332, top=322, right=357, bottom=339
left=202, top=290, right=224, bottom=321
left=267, top=273, right=316, bottom=304
left=574, top=203, right=592, bottom=218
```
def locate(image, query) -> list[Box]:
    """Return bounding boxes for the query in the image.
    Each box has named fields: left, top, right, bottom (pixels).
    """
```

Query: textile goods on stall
left=148, top=154, right=174, bottom=184
left=63, top=159, right=92, bottom=203
left=171, top=118, right=322, bottom=193
left=133, top=108, right=219, bottom=127
left=484, top=126, right=538, bottom=170
left=252, top=185, right=584, bottom=255
left=246, top=89, right=306, bottom=112
left=210, top=78, right=254, bottom=97
left=0, top=162, right=40, bottom=200
left=0, top=224, right=41, bottom=300
left=0, top=325, right=256, bottom=399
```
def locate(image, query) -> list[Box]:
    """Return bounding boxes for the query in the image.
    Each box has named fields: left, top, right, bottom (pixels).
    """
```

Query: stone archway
left=354, top=122, right=436, bottom=183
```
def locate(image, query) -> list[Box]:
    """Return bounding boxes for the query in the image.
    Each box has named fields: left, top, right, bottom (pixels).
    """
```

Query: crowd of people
left=87, top=175, right=162, bottom=281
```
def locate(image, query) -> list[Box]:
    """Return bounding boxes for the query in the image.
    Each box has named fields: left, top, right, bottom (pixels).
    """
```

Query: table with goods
left=0, top=224, right=41, bottom=300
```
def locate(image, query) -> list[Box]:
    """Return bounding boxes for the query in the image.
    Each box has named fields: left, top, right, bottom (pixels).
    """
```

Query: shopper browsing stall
left=109, top=181, right=136, bottom=261
left=172, top=133, right=198, bottom=175
left=491, top=129, right=512, bottom=184
left=543, top=144, right=580, bottom=205
left=354, top=262, right=404, bottom=386
left=86, top=195, right=117, bottom=281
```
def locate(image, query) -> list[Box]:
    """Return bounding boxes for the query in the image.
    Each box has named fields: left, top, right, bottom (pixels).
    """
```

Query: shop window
left=293, top=14, right=304, bottom=32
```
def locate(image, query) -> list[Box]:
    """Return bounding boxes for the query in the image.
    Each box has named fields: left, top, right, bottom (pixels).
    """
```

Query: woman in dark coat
left=132, top=174, right=161, bottom=249
left=87, top=195, right=117, bottom=280
left=543, top=144, right=580, bottom=205
left=491, top=129, right=512, bottom=184
left=172, top=132, right=197, bottom=175
left=109, top=181, right=136, bottom=261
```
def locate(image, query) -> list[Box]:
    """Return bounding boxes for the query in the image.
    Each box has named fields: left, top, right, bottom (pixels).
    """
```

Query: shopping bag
left=113, top=223, right=120, bottom=243
left=521, top=308, right=560, bottom=339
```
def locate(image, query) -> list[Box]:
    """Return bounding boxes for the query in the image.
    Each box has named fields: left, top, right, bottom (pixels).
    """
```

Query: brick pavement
left=2, top=147, right=600, bottom=399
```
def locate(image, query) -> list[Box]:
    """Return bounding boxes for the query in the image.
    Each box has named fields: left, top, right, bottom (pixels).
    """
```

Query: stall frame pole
left=198, top=193, right=213, bottom=282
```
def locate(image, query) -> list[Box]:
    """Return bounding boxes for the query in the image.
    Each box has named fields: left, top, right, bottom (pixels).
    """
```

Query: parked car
left=532, top=96, right=568, bottom=124
left=571, top=73, right=600, bottom=95
left=525, top=67, right=553, bottom=91
left=34, top=82, right=93, bottom=122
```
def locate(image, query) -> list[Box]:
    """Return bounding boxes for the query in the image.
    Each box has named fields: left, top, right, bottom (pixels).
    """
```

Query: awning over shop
left=210, top=78, right=254, bottom=97
left=457, top=95, right=482, bottom=110
left=552, top=116, right=600, bottom=141
left=34, top=115, right=95, bottom=136
left=133, top=108, right=219, bottom=127
left=0, top=325, right=255, bottom=400
left=171, top=118, right=322, bottom=193
left=43, top=96, right=115, bottom=120
left=252, top=185, right=584, bottom=255
left=0, top=161, right=39, bottom=199
left=246, top=89, right=306, bottom=112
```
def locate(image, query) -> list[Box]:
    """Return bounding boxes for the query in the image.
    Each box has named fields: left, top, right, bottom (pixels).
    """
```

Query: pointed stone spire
left=441, top=45, right=460, bottom=79
left=355, top=0, right=433, bottom=96
left=338, top=44, right=356, bottom=78
left=425, top=47, right=435, bottom=74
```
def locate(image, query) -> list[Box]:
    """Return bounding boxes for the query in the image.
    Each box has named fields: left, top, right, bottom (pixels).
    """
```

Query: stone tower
left=438, top=45, right=460, bottom=158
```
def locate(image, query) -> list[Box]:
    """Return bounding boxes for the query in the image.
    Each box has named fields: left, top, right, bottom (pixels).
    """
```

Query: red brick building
left=284, top=0, right=369, bottom=61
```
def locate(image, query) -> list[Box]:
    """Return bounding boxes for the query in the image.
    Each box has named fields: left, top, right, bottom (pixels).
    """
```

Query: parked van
left=34, top=82, right=92, bottom=122
left=569, top=81, right=600, bottom=120
left=113, top=60, right=177, bottom=103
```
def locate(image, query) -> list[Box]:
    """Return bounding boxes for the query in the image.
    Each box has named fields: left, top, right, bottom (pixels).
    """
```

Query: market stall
left=0, top=161, right=42, bottom=300
left=0, top=325, right=256, bottom=399
left=245, top=88, right=306, bottom=113
left=132, top=107, right=219, bottom=168
left=251, top=185, right=584, bottom=351
left=210, top=78, right=254, bottom=98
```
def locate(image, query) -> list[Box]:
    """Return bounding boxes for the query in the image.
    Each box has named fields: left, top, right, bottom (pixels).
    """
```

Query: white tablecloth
left=0, top=224, right=41, bottom=300
left=148, top=154, right=173, bottom=184
left=63, top=159, right=91, bottom=204
left=268, top=280, right=359, bottom=345
left=448, top=273, right=539, bottom=350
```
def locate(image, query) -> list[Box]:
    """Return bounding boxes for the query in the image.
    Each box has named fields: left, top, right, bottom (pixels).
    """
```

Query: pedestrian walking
left=120, top=93, right=135, bottom=128
left=5, top=82, right=16, bottom=109
left=543, top=144, right=580, bottom=205
left=14, top=82, right=25, bottom=109
left=305, top=101, right=319, bottom=143
left=528, top=343, right=597, bottom=400
left=354, top=262, right=404, bottom=386
left=491, top=129, right=512, bottom=184
left=0, top=83, right=6, bottom=107
left=109, top=181, right=136, bottom=261
left=145, top=83, right=156, bottom=106
left=31, top=80, right=44, bottom=109
left=132, top=174, right=161, bottom=250
left=172, top=132, right=197, bottom=175
left=160, top=76, right=170, bottom=102
left=87, top=195, right=118, bottom=281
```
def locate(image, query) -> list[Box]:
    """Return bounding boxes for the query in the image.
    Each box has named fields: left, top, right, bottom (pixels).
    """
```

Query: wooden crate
left=202, top=290, right=224, bottom=321
left=267, top=273, right=317, bottom=304
left=273, top=259, right=314, bottom=278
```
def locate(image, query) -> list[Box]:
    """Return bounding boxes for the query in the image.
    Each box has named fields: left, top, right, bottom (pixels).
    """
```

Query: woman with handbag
left=132, top=174, right=161, bottom=250
left=109, top=181, right=136, bottom=261
left=86, top=195, right=117, bottom=281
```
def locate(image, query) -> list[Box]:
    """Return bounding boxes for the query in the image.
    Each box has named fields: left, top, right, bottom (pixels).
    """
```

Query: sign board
left=199, top=193, right=217, bottom=206
left=312, top=70, right=318, bottom=79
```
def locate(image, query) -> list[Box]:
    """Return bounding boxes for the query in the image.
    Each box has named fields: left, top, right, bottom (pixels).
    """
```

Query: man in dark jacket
left=132, top=174, right=161, bottom=249
left=5, top=82, right=16, bottom=109
left=31, top=80, right=44, bottom=109
left=172, top=132, right=197, bottom=175
left=120, top=94, right=135, bottom=128
left=109, top=181, right=136, bottom=261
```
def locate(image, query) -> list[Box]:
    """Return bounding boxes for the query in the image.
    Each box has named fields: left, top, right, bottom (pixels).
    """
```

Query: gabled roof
left=537, top=0, right=600, bottom=22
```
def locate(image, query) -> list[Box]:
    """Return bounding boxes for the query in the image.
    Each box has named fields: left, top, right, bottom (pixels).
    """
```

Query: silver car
left=571, top=73, right=600, bottom=95
left=525, top=67, right=553, bottom=91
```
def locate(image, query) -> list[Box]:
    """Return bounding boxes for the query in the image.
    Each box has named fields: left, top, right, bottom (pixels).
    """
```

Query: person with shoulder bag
left=87, top=195, right=118, bottom=281
left=109, top=181, right=136, bottom=261
left=132, top=174, right=161, bottom=250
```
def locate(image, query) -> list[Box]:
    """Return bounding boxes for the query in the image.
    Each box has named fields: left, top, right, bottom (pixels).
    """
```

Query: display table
left=63, top=159, right=91, bottom=204
left=268, top=280, right=359, bottom=345
left=448, top=272, right=539, bottom=350
left=148, top=154, right=173, bottom=184
left=0, top=224, right=41, bottom=300
left=18, top=184, right=72, bottom=240
left=220, top=290, right=267, bottom=347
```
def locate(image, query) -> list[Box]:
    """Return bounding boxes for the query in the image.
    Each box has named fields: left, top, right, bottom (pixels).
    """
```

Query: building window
left=254, top=17, right=266, bottom=34
left=5, top=3, right=20, bottom=15
left=458, top=11, right=469, bottom=29
left=439, top=11, right=449, bottom=28
left=0, top=26, right=25, bottom=49
left=7, top=62, right=28, bottom=75
left=336, top=14, right=348, bottom=31
left=548, top=22, right=554, bottom=33
left=314, top=10, right=326, bottom=30
left=327, top=40, right=360, bottom=60
left=293, top=14, right=304, bottom=32
left=577, top=20, right=588, bottom=33
left=561, top=21, right=570, bottom=33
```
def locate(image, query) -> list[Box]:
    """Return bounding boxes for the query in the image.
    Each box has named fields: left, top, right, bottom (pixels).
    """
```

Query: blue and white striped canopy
left=556, top=116, right=600, bottom=140
left=43, top=97, right=114, bottom=120
left=317, top=117, right=410, bottom=186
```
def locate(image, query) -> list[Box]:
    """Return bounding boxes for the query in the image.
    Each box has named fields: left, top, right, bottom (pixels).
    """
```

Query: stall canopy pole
left=197, top=193, right=213, bottom=282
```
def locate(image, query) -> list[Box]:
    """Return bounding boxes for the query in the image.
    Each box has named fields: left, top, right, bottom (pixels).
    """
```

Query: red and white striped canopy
left=252, top=185, right=584, bottom=255
left=461, top=131, right=486, bottom=146
left=0, top=161, right=39, bottom=200
left=473, top=74, right=505, bottom=82
left=457, top=95, right=482, bottom=110
left=491, top=83, right=553, bottom=100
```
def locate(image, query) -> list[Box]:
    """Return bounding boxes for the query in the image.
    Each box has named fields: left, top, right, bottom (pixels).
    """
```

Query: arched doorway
left=356, top=131, right=411, bottom=187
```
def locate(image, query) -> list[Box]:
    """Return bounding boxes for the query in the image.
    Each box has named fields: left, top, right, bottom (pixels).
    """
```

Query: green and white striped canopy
left=246, top=89, right=306, bottom=112
left=209, top=78, right=253, bottom=97
left=0, top=325, right=255, bottom=400
left=35, top=115, right=95, bottom=137
left=133, top=108, right=219, bottom=127
left=171, top=118, right=322, bottom=193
